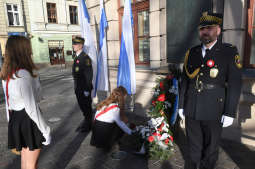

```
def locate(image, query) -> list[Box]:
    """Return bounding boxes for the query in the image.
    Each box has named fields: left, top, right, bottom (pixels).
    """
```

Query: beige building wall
left=0, top=0, right=30, bottom=55
left=222, top=0, right=246, bottom=62
left=28, top=0, right=80, bottom=34
left=150, top=0, right=167, bottom=68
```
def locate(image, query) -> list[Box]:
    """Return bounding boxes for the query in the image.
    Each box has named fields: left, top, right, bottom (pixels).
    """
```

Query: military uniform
left=179, top=12, right=242, bottom=169
left=72, top=37, right=93, bottom=132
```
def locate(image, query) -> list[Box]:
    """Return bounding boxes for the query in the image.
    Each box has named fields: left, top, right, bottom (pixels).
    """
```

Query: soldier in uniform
left=72, top=37, right=93, bottom=132
left=178, top=12, right=242, bottom=169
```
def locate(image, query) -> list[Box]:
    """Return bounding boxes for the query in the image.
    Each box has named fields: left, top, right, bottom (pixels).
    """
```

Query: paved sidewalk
left=0, top=66, right=254, bottom=169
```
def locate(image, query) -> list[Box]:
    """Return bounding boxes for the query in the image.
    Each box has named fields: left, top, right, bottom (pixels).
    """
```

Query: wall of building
left=27, top=0, right=80, bottom=63
left=0, top=0, right=30, bottom=55
left=30, top=33, right=74, bottom=63
left=222, top=0, right=246, bottom=62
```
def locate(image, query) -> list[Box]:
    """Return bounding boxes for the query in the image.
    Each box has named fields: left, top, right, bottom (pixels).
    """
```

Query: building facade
left=0, top=0, right=31, bottom=57
left=27, top=0, right=80, bottom=65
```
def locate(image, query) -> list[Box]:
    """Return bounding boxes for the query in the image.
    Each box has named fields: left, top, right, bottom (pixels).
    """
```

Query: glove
left=221, top=115, right=234, bottom=127
left=178, top=109, right=185, bottom=120
left=42, top=132, right=51, bottom=145
left=84, top=91, right=90, bottom=97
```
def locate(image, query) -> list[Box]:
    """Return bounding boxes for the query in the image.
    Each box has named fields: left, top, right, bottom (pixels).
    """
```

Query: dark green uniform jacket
left=72, top=51, right=93, bottom=92
left=179, top=41, right=242, bottom=120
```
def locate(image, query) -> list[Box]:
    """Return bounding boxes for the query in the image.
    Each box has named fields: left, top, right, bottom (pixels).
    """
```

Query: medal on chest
left=75, top=66, right=79, bottom=72
left=207, top=59, right=218, bottom=78
left=210, top=67, right=218, bottom=78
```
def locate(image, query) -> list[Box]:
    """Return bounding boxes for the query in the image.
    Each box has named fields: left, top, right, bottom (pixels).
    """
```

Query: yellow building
left=0, top=0, right=31, bottom=57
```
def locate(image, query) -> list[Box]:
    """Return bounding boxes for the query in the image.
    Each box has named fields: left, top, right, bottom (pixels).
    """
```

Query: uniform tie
left=205, top=49, right=210, bottom=57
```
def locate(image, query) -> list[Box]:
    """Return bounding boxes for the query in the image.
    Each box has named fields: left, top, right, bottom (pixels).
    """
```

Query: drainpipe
left=21, top=0, right=28, bottom=35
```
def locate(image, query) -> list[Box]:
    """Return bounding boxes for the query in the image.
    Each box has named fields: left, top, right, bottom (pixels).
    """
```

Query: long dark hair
left=0, top=35, right=37, bottom=80
left=96, top=86, right=128, bottom=111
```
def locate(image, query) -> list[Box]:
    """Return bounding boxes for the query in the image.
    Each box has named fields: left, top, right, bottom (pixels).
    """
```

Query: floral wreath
left=133, top=72, right=179, bottom=160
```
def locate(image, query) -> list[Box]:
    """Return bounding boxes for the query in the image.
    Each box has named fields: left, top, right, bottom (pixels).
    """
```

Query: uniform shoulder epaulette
left=222, top=43, right=237, bottom=49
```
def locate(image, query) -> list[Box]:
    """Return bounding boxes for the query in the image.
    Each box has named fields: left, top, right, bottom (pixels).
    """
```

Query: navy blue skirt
left=8, top=109, right=44, bottom=151
left=90, top=120, right=123, bottom=149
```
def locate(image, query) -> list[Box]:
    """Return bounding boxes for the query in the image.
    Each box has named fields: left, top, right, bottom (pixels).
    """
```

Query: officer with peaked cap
left=178, top=12, right=242, bottom=169
left=72, top=36, right=93, bottom=132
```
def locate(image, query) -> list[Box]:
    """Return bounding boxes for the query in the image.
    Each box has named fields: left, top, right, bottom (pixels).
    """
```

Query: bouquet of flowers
left=132, top=73, right=179, bottom=160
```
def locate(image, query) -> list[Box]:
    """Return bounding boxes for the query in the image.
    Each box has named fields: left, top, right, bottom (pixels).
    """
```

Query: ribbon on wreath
left=170, top=78, right=179, bottom=125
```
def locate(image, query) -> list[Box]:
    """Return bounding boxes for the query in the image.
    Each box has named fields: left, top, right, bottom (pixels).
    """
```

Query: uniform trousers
left=185, top=118, right=222, bottom=169
left=75, top=90, right=92, bottom=125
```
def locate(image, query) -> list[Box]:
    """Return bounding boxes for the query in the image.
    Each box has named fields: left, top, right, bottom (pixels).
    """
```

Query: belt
left=195, top=83, right=225, bottom=91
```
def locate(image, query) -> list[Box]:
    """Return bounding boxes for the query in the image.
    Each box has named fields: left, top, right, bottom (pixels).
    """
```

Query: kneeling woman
left=90, top=86, right=132, bottom=149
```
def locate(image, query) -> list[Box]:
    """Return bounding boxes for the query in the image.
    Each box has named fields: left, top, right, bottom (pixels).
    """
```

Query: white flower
left=160, top=133, right=170, bottom=141
left=157, top=140, right=168, bottom=150
left=162, top=124, right=169, bottom=132
left=168, top=86, right=178, bottom=95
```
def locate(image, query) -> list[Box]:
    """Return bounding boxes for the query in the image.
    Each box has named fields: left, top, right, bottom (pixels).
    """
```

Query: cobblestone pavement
left=0, top=66, right=254, bottom=169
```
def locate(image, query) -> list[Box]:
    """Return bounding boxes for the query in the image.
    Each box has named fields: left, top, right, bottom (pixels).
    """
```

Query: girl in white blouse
left=90, top=86, right=132, bottom=150
left=1, top=35, right=51, bottom=169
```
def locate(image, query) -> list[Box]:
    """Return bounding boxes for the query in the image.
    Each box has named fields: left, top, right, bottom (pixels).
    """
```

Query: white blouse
left=95, top=103, right=132, bottom=135
left=2, top=69, right=51, bottom=143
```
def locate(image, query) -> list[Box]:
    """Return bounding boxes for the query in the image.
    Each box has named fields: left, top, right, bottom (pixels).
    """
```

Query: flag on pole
left=117, top=0, right=136, bottom=95
left=78, top=0, right=98, bottom=97
left=94, top=0, right=109, bottom=95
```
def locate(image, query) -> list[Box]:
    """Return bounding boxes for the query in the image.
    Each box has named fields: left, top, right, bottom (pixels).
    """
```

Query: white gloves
left=221, top=115, right=234, bottom=127
left=42, top=132, right=51, bottom=145
left=178, top=109, right=185, bottom=120
left=84, top=91, right=90, bottom=97
left=178, top=109, right=185, bottom=128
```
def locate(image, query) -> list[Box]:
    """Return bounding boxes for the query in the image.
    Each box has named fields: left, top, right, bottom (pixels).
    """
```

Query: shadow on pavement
left=160, top=161, right=174, bottom=169
left=115, top=154, right=148, bottom=169
left=221, top=139, right=255, bottom=169
left=52, top=132, right=89, bottom=169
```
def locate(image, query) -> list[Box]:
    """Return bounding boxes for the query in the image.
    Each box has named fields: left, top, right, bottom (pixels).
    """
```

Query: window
left=245, top=0, right=255, bottom=68
left=118, top=0, right=149, bottom=65
left=47, top=3, right=57, bottom=23
left=6, top=4, right=21, bottom=26
left=69, top=6, right=78, bottom=24
left=48, top=40, right=65, bottom=65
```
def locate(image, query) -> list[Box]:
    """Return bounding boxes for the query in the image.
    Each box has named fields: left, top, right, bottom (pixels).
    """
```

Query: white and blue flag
left=94, top=0, right=109, bottom=95
left=117, top=0, right=136, bottom=95
left=78, top=0, right=98, bottom=97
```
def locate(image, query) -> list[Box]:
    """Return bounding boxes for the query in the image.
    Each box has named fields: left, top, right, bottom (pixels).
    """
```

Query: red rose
left=148, top=136, right=154, bottom=143
left=158, top=123, right=164, bottom=132
left=157, top=94, right=166, bottom=102
left=169, top=135, right=173, bottom=142
left=165, top=139, right=169, bottom=145
left=152, top=100, right=156, bottom=106
left=152, top=132, right=161, bottom=138
left=159, top=81, right=164, bottom=89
